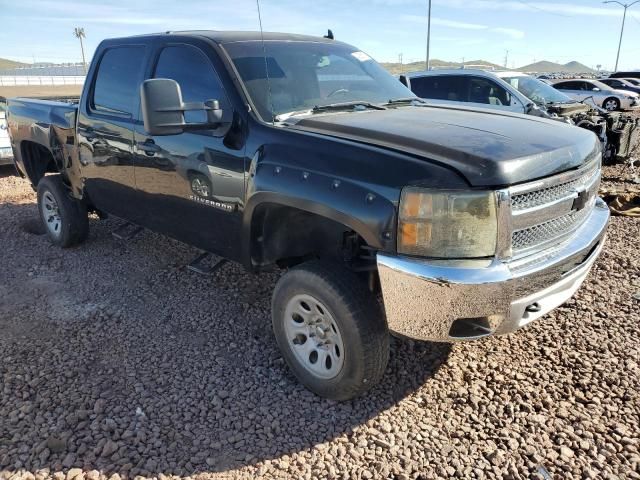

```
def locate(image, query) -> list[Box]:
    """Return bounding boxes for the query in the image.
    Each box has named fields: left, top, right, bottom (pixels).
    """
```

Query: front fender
left=242, top=159, right=399, bottom=269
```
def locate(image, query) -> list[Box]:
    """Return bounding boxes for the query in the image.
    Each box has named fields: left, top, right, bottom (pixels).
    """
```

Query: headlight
left=398, top=188, right=498, bottom=258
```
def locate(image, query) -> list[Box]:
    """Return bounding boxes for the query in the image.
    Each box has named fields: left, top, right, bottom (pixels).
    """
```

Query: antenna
left=256, top=0, right=274, bottom=124
left=324, top=29, right=334, bottom=40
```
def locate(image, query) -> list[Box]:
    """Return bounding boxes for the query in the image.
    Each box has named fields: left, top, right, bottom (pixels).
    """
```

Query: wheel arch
left=19, top=140, right=61, bottom=188
left=243, top=192, right=386, bottom=271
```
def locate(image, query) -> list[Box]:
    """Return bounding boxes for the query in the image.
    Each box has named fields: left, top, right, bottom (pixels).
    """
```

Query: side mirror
left=592, top=87, right=601, bottom=92
left=140, top=78, right=224, bottom=136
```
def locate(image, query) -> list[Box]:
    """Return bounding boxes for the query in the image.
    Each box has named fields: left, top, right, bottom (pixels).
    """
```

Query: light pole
left=73, top=27, right=87, bottom=74
left=603, top=0, right=640, bottom=72
left=425, top=0, right=432, bottom=71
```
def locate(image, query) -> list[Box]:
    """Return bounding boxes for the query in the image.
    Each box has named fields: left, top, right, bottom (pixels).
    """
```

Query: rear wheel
left=37, top=175, right=88, bottom=248
left=603, top=97, right=620, bottom=111
left=272, top=261, right=389, bottom=400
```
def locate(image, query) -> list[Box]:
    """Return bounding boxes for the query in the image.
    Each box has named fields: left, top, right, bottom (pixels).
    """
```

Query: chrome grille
left=507, top=157, right=601, bottom=257
left=511, top=161, right=599, bottom=211
left=512, top=206, right=592, bottom=251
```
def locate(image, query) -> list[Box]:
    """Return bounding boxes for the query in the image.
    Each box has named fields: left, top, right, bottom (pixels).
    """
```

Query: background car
left=609, top=70, right=640, bottom=80
left=0, top=97, right=14, bottom=166
left=621, top=77, right=640, bottom=87
left=600, top=78, right=640, bottom=95
left=553, top=79, right=639, bottom=111
left=399, top=69, right=526, bottom=113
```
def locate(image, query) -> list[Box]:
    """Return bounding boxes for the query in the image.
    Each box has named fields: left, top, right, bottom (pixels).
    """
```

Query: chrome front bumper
left=377, top=198, right=610, bottom=342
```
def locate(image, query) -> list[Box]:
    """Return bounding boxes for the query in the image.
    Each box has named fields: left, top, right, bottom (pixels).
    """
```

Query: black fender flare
left=241, top=168, right=398, bottom=270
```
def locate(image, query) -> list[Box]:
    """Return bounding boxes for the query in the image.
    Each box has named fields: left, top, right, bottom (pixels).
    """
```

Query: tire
left=37, top=175, right=88, bottom=248
left=603, top=97, right=620, bottom=112
left=272, top=261, right=389, bottom=400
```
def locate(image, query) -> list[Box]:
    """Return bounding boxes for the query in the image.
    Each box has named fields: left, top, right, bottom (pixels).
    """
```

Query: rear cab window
left=91, top=46, right=147, bottom=116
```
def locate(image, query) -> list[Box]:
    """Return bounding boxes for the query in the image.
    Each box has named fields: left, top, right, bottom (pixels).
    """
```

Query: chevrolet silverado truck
left=6, top=31, right=609, bottom=400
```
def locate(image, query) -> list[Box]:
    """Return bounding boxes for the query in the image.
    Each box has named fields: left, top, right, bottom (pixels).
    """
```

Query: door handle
left=136, top=140, right=161, bottom=155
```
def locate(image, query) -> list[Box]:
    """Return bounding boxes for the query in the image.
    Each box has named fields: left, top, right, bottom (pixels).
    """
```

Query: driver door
left=132, top=40, right=246, bottom=260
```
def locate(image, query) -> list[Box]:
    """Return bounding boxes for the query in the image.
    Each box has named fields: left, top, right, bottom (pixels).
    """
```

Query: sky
left=1, top=0, right=640, bottom=70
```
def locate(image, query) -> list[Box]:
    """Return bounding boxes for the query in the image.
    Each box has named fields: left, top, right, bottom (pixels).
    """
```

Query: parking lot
left=0, top=156, right=637, bottom=480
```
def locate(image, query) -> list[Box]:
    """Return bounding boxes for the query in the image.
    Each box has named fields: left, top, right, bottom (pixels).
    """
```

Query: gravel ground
left=0, top=161, right=638, bottom=480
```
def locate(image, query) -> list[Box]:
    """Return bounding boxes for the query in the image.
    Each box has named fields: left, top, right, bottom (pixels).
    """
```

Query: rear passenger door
left=77, top=45, right=147, bottom=220
left=132, top=40, right=245, bottom=259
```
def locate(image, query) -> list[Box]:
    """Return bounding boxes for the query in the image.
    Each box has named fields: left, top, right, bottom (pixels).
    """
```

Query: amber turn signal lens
left=399, top=222, right=418, bottom=247
left=401, top=192, right=422, bottom=218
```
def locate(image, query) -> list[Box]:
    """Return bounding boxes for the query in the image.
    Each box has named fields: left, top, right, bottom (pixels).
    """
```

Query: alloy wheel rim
left=605, top=100, right=617, bottom=111
left=41, top=191, right=62, bottom=238
left=283, top=293, right=345, bottom=380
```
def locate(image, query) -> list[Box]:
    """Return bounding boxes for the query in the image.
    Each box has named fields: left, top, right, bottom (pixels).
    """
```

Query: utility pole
left=504, top=50, right=509, bottom=68
left=425, top=0, right=432, bottom=71
left=398, top=53, right=403, bottom=74
left=73, top=27, right=87, bottom=73
left=603, top=0, right=640, bottom=71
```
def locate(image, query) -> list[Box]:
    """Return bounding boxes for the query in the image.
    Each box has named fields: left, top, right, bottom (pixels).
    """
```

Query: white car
left=0, top=104, right=14, bottom=166
left=553, top=79, right=639, bottom=111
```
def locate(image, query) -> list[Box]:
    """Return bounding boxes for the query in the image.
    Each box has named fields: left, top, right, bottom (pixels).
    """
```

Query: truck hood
left=291, top=105, right=599, bottom=187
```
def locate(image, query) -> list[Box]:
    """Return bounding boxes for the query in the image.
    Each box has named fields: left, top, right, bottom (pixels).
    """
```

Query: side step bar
left=187, top=252, right=227, bottom=275
left=112, top=222, right=143, bottom=241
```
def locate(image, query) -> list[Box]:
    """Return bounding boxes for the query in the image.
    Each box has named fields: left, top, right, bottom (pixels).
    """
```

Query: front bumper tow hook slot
left=526, top=302, right=542, bottom=313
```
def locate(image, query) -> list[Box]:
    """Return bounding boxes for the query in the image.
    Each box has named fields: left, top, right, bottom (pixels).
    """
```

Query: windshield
left=501, top=75, right=571, bottom=105
left=623, top=78, right=640, bottom=86
left=223, top=40, right=414, bottom=121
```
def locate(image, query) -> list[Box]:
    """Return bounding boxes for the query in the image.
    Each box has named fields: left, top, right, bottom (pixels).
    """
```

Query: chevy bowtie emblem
left=572, top=187, right=589, bottom=211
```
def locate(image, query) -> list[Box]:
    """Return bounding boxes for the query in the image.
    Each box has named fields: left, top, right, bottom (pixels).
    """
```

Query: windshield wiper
left=384, top=97, right=427, bottom=106
left=275, top=101, right=386, bottom=122
left=312, top=101, right=387, bottom=113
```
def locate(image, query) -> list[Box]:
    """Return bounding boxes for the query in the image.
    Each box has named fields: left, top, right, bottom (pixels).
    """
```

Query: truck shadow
left=0, top=164, right=18, bottom=178
left=0, top=204, right=452, bottom=478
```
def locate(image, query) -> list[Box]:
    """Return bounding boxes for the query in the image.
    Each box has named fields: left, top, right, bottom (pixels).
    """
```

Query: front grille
left=512, top=206, right=591, bottom=251
left=507, top=158, right=601, bottom=257
left=511, top=161, right=599, bottom=211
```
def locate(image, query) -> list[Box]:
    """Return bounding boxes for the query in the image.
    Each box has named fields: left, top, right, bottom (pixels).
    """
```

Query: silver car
left=553, top=79, right=638, bottom=111
left=0, top=100, right=14, bottom=166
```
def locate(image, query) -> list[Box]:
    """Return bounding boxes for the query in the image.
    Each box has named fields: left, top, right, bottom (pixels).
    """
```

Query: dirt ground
left=0, top=85, right=82, bottom=99
left=0, top=157, right=638, bottom=478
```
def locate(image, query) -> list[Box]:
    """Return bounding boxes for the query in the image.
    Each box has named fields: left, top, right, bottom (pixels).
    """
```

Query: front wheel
left=603, top=97, right=621, bottom=111
left=272, top=261, right=389, bottom=400
left=37, top=175, right=88, bottom=248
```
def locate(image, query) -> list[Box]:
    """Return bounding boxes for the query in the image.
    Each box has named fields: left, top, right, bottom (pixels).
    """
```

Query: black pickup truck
left=7, top=31, right=609, bottom=400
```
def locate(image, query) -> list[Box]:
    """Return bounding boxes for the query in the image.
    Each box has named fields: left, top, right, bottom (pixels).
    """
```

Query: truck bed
left=7, top=97, right=78, bottom=182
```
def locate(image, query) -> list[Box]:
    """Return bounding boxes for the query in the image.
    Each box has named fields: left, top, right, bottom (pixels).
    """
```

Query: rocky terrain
left=0, top=159, right=638, bottom=480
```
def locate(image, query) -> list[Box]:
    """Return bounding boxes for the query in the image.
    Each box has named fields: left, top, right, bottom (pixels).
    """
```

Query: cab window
left=153, top=44, right=230, bottom=124
left=92, top=46, right=146, bottom=115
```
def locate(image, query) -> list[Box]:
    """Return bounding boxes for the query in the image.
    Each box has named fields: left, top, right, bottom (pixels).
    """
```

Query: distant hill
left=518, top=60, right=594, bottom=73
left=382, top=59, right=502, bottom=75
left=0, top=58, right=28, bottom=70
